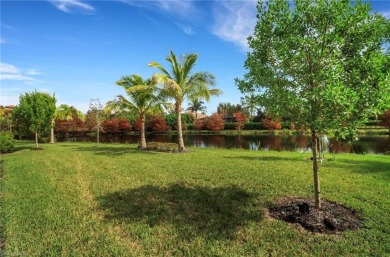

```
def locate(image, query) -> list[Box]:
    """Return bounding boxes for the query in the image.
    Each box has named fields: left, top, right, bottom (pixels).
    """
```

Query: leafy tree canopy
left=237, top=0, right=390, bottom=141
left=12, top=91, right=56, bottom=147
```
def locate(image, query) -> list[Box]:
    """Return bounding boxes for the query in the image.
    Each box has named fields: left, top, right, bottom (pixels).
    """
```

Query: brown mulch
left=268, top=197, right=362, bottom=234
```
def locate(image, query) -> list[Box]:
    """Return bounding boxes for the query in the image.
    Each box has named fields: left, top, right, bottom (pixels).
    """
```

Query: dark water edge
left=56, top=134, right=390, bottom=154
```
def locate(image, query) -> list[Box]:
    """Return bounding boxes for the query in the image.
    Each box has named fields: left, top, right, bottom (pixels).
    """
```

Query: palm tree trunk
left=140, top=115, right=147, bottom=149
left=177, top=103, right=185, bottom=151
left=35, top=131, right=39, bottom=149
left=311, top=129, right=321, bottom=209
left=50, top=119, right=55, bottom=144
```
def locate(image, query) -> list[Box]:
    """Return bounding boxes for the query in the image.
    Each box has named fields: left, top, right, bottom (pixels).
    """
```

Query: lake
left=57, top=133, right=390, bottom=154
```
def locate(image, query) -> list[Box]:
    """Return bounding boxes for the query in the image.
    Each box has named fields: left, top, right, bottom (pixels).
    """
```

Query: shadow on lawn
left=98, top=183, right=263, bottom=240
left=69, top=145, right=157, bottom=156
left=335, top=158, right=390, bottom=180
left=225, top=156, right=297, bottom=162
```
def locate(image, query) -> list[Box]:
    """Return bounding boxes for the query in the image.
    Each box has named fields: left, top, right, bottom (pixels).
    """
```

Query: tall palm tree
left=50, top=104, right=84, bottom=143
left=106, top=74, right=167, bottom=149
left=186, top=99, right=207, bottom=120
left=149, top=51, right=222, bottom=151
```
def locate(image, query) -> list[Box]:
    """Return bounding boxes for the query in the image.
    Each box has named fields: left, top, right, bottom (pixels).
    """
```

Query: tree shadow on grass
left=69, top=145, right=157, bottom=156
left=97, top=183, right=262, bottom=240
left=225, top=156, right=298, bottom=162
left=334, top=158, right=390, bottom=180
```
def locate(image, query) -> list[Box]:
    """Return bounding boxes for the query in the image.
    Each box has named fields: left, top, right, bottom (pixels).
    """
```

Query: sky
left=1, top=0, right=389, bottom=114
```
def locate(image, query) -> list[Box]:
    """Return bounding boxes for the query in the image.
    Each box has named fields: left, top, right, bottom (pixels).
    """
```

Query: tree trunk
left=177, top=103, right=185, bottom=151
left=140, top=115, right=147, bottom=149
left=35, top=131, right=39, bottom=149
left=311, top=129, right=321, bottom=209
left=97, top=125, right=100, bottom=147
left=50, top=119, right=55, bottom=144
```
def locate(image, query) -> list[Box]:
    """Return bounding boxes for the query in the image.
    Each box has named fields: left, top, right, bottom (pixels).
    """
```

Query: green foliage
left=237, top=0, right=390, bottom=138
left=0, top=132, right=16, bottom=153
left=164, top=114, right=177, bottom=130
left=224, top=122, right=236, bottom=130
left=217, top=102, right=245, bottom=118
left=186, top=99, right=207, bottom=116
left=164, top=114, right=194, bottom=130
left=12, top=91, right=56, bottom=148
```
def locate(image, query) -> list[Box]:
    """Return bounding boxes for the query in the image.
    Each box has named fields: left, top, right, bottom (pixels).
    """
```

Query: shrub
left=118, top=119, right=131, bottom=132
left=194, top=119, right=204, bottom=130
left=204, top=113, right=224, bottom=131
left=0, top=132, right=16, bottom=153
left=133, top=118, right=142, bottom=132
left=148, top=116, right=169, bottom=132
left=262, top=118, right=282, bottom=130
left=224, top=122, right=236, bottom=130
left=145, top=142, right=179, bottom=152
left=243, top=122, right=263, bottom=130
left=233, top=112, right=247, bottom=131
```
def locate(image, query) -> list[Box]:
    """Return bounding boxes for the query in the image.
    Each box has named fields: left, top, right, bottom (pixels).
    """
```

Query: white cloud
left=174, top=22, right=195, bottom=36
left=211, top=1, right=257, bottom=51
left=0, top=63, right=41, bottom=83
left=26, top=69, right=42, bottom=75
left=0, top=74, right=38, bottom=82
left=120, top=0, right=195, bottom=17
left=0, top=63, right=19, bottom=74
left=48, top=0, right=95, bottom=14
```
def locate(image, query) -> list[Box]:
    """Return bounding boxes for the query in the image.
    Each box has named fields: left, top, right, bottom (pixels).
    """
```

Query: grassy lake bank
left=1, top=142, right=389, bottom=256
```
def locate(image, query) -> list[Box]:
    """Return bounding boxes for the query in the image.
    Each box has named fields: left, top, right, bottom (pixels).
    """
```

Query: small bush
left=145, top=142, right=179, bottom=152
left=0, top=132, right=16, bottom=153
left=243, top=122, right=263, bottom=130
left=148, top=116, right=169, bottom=132
left=204, top=113, right=224, bottom=131
left=224, top=122, right=236, bottom=130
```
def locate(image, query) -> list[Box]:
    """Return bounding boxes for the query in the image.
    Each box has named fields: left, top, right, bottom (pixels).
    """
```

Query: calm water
left=58, top=134, right=390, bottom=154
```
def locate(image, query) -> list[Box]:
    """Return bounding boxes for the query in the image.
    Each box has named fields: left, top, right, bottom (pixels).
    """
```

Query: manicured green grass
left=1, top=142, right=389, bottom=256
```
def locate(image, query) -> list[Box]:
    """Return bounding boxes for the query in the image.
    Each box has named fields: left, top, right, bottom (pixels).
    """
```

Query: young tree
left=12, top=91, right=56, bottom=148
left=89, top=98, right=105, bottom=146
left=149, top=50, right=222, bottom=151
left=237, top=0, right=390, bottom=209
left=233, top=112, right=247, bottom=131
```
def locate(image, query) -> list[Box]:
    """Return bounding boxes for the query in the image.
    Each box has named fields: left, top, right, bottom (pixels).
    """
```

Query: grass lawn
left=1, top=142, right=389, bottom=256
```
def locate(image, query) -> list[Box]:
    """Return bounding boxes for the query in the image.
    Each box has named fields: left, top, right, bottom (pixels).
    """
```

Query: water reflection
left=57, top=134, right=390, bottom=154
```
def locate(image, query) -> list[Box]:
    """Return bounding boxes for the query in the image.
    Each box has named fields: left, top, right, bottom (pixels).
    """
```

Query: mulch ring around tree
left=268, top=197, right=362, bottom=234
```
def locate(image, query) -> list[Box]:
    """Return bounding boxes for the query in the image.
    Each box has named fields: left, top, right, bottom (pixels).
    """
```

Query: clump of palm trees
left=108, top=51, right=222, bottom=151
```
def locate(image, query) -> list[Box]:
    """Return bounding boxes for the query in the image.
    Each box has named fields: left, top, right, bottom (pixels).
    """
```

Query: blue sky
left=1, top=0, right=389, bottom=114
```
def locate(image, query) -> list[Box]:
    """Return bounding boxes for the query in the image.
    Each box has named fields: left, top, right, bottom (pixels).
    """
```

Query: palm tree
left=50, top=104, right=84, bottom=143
left=149, top=50, right=222, bottom=151
left=106, top=74, right=167, bottom=149
left=240, top=94, right=259, bottom=122
left=186, top=99, right=207, bottom=120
